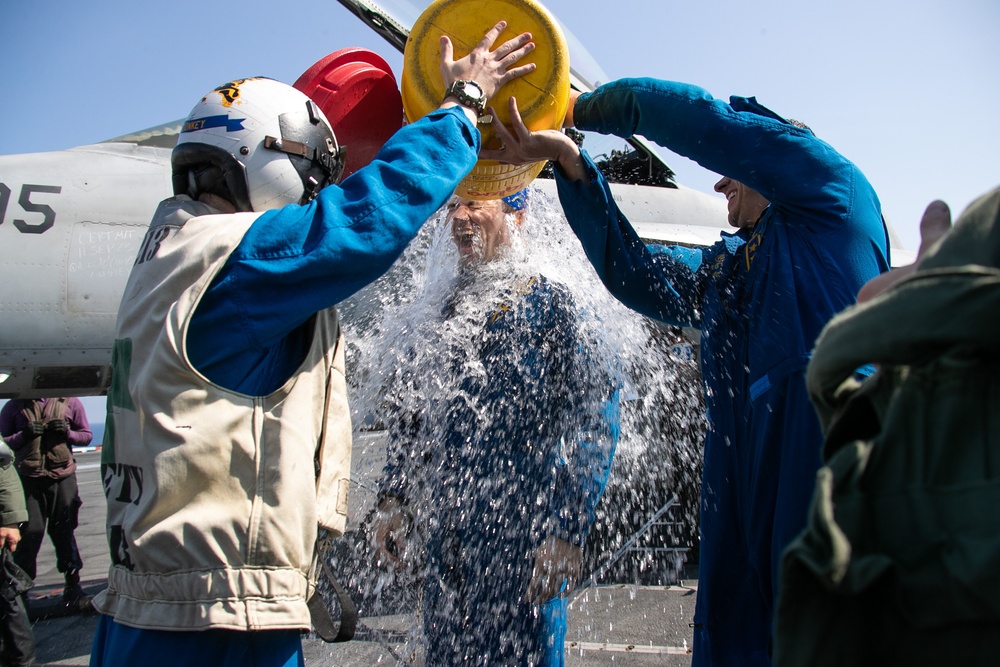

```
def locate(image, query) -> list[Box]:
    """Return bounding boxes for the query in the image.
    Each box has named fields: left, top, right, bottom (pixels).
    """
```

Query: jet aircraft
left=0, top=0, right=911, bottom=402
left=0, top=0, right=759, bottom=401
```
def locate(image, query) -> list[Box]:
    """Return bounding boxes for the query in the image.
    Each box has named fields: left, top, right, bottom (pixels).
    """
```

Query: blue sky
left=1, top=0, right=997, bottom=252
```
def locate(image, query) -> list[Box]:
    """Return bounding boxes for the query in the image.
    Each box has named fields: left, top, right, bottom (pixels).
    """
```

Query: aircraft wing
left=0, top=143, right=172, bottom=399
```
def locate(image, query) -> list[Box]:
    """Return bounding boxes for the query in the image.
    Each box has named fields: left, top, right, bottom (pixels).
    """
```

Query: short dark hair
left=787, top=119, right=814, bottom=135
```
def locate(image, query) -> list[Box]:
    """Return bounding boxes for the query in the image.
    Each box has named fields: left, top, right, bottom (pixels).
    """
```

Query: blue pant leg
left=744, top=374, right=825, bottom=611
left=731, top=373, right=823, bottom=665
left=766, top=377, right=824, bottom=600
left=89, top=615, right=304, bottom=667
left=539, top=596, right=568, bottom=667
left=692, top=429, right=771, bottom=667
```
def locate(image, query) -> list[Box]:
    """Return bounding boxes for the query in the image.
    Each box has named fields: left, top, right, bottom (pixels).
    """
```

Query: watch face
left=450, top=80, right=486, bottom=110
left=463, top=81, right=483, bottom=98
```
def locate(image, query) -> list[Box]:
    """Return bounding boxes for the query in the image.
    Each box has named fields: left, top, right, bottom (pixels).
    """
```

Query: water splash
left=329, top=185, right=706, bottom=661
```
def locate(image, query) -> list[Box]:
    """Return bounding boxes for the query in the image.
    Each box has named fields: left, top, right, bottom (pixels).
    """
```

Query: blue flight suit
left=381, top=272, right=620, bottom=666
left=552, top=78, right=889, bottom=666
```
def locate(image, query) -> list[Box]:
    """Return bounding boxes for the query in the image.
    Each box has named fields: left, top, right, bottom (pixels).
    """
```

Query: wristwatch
left=443, top=79, right=488, bottom=115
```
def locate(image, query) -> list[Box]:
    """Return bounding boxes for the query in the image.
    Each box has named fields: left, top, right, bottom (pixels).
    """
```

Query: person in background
left=0, top=437, right=37, bottom=667
left=0, top=397, right=93, bottom=612
left=484, top=77, right=889, bottom=666
left=372, top=193, right=620, bottom=665
left=89, top=21, right=537, bottom=667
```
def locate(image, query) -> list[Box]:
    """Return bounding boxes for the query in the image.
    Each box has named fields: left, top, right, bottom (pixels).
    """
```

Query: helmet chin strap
left=262, top=135, right=344, bottom=175
left=262, top=134, right=347, bottom=203
left=263, top=99, right=346, bottom=203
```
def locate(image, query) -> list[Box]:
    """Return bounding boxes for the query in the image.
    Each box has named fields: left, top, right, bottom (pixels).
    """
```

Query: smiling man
left=448, top=196, right=512, bottom=264
left=486, top=79, right=890, bottom=666
left=372, top=192, right=619, bottom=666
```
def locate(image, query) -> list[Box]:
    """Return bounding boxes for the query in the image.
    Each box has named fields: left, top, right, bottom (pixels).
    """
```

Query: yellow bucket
left=402, top=0, right=570, bottom=200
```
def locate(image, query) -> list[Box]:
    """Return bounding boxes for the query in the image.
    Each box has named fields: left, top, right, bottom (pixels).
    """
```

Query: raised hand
left=480, top=96, right=575, bottom=165
left=371, top=497, right=413, bottom=572
left=439, top=21, right=536, bottom=104
left=480, top=96, right=590, bottom=182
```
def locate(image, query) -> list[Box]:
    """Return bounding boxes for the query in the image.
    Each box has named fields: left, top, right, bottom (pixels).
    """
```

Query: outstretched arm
left=190, top=22, right=539, bottom=393
left=439, top=21, right=537, bottom=124
left=568, top=79, right=844, bottom=210
left=485, top=96, right=705, bottom=327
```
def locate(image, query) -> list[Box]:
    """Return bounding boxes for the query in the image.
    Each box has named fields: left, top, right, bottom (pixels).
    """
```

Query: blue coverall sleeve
left=573, top=78, right=876, bottom=234
left=189, top=107, right=480, bottom=391
left=379, top=409, right=427, bottom=505
left=554, top=149, right=706, bottom=328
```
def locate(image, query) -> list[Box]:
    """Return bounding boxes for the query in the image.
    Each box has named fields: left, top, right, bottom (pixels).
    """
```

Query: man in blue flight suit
left=372, top=192, right=620, bottom=666
left=484, top=79, right=890, bottom=666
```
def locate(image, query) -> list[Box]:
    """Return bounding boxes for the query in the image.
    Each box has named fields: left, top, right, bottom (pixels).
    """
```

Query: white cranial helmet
left=171, top=77, right=344, bottom=212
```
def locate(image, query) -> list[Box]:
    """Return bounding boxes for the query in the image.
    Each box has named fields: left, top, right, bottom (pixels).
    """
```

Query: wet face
left=448, top=197, right=512, bottom=265
left=714, top=176, right=770, bottom=229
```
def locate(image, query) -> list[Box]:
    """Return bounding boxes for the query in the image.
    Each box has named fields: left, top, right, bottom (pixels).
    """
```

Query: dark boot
left=62, top=568, right=93, bottom=613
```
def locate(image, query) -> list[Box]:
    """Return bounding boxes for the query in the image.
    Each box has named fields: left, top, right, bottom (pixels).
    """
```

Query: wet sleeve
left=378, top=417, right=429, bottom=507
left=543, top=286, right=621, bottom=547
left=550, top=380, right=621, bottom=548
left=377, top=343, right=435, bottom=506
left=554, top=149, right=705, bottom=327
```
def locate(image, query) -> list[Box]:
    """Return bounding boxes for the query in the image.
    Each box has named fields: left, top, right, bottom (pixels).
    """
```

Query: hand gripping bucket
left=401, top=0, right=570, bottom=200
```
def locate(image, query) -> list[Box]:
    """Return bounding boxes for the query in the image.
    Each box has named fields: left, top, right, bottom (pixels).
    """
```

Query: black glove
left=45, top=419, right=69, bottom=434
left=22, top=421, right=45, bottom=438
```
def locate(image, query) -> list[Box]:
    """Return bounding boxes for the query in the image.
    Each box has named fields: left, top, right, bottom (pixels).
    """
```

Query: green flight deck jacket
left=775, top=186, right=1000, bottom=666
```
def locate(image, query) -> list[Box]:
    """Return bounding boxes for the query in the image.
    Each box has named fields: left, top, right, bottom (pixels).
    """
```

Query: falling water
left=325, top=184, right=706, bottom=663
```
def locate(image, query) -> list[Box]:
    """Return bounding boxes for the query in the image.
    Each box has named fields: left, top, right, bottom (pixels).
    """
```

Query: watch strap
left=444, top=80, right=487, bottom=115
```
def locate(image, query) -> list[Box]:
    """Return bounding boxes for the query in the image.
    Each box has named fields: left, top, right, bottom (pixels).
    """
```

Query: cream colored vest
left=94, top=198, right=352, bottom=631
